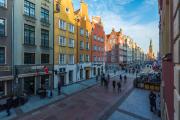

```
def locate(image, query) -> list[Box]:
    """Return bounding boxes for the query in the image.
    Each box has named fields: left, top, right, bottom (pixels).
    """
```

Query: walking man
left=96, top=75, right=99, bottom=82
left=112, top=80, right=116, bottom=92
left=119, top=74, right=122, bottom=82
left=124, top=75, right=127, bottom=84
left=6, top=96, right=13, bottom=116
left=117, top=81, right=121, bottom=93
left=58, top=80, right=62, bottom=95
left=149, top=91, right=157, bottom=112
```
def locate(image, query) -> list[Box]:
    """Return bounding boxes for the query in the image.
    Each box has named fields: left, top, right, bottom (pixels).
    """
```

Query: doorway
left=24, top=77, right=35, bottom=95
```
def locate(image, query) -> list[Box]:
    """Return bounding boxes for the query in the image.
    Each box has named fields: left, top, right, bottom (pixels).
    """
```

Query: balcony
left=14, top=64, right=53, bottom=76
left=40, top=18, right=50, bottom=27
left=23, top=14, right=36, bottom=23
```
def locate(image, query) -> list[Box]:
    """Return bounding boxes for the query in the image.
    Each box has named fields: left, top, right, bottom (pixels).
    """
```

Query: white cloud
left=99, top=11, right=159, bottom=54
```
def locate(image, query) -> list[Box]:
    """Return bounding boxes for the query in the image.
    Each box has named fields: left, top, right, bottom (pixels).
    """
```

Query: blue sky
left=72, top=0, right=159, bottom=54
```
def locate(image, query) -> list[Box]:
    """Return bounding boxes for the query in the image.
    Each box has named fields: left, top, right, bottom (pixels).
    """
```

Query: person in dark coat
left=119, top=74, right=122, bottom=82
left=96, top=75, right=99, bottom=82
left=124, top=75, right=127, bottom=83
left=6, top=96, right=13, bottom=116
left=117, top=81, right=121, bottom=93
left=101, top=75, right=104, bottom=86
left=112, top=80, right=116, bottom=92
left=149, top=91, right=157, bottom=112
left=58, top=80, right=62, bottom=95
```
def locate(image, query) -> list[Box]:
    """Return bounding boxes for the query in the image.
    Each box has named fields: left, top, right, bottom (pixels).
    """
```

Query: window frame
left=0, top=46, right=6, bottom=65
left=24, top=24, right=35, bottom=45
left=41, top=7, right=49, bottom=23
left=0, top=18, right=5, bottom=37
left=59, top=36, right=66, bottom=46
left=59, top=54, right=66, bottom=65
left=24, top=52, right=35, bottom=64
left=41, top=54, right=49, bottom=64
left=41, top=29, right=49, bottom=48
left=24, top=0, right=35, bottom=17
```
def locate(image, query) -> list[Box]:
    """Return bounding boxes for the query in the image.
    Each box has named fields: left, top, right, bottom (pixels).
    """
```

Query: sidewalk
left=0, top=70, right=125, bottom=120
left=108, top=89, right=161, bottom=120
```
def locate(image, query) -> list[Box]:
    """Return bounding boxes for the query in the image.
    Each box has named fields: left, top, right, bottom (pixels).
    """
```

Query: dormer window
left=66, top=8, right=70, bottom=13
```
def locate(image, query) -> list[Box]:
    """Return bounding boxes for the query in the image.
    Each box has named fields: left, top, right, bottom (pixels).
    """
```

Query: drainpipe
left=52, top=0, right=54, bottom=90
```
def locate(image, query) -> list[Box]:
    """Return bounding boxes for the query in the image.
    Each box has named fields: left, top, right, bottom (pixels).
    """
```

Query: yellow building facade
left=54, top=0, right=77, bottom=86
left=74, top=0, right=92, bottom=80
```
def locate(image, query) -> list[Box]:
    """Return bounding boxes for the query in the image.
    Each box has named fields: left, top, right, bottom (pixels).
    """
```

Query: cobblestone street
left=12, top=72, right=135, bottom=120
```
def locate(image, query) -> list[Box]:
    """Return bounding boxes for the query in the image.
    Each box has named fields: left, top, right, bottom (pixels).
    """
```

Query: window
left=86, top=31, right=89, bottom=37
left=86, top=42, right=89, bottom=50
left=41, top=29, right=49, bottom=47
left=59, top=54, right=65, bottom=64
left=80, top=28, right=84, bottom=36
left=93, top=35, right=97, bottom=40
left=24, top=0, right=35, bottom=17
left=97, top=37, right=100, bottom=41
left=0, top=0, right=6, bottom=7
left=69, top=54, right=74, bottom=64
left=69, top=24, right=74, bottom=33
left=0, top=19, right=5, bottom=37
left=41, top=54, right=49, bottom=64
left=80, top=41, right=84, bottom=49
left=69, top=38, right=74, bottom=48
left=24, top=24, right=35, bottom=45
left=59, top=36, right=66, bottom=46
left=66, top=8, right=70, bottom=13
left=59, top=20, right=66, bottom=30
left=41, top=8, right=49, bottom=23
left=80, top=54, right=84, bottom=62
left=94, top=56, right=96, bottom=62
left=94, top=45, right=97, bottom=51
left=24, top=52, right=35, bottom=64
left=86, top=55, right=89, bottom=62
left=0, top=47, right=5, bottom=64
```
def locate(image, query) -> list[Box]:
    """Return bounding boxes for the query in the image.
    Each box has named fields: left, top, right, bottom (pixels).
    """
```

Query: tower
left=147, top=39, right=155, bottom=61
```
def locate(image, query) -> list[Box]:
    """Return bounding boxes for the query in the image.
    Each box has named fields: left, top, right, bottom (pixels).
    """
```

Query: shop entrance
left=98, top=68, right=101, bottom=76
left=41, top=75, right=49, bottom=89
left=85, top=69, right=90, bottom=79
left=69, top=70, right=73, bottom=84
left=24, top=77, right=35, bottom=95
left=60, top=74, right=65, bottom=86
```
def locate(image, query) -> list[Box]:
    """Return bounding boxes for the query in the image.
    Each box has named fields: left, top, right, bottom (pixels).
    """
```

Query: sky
left=72, top=0, right=159, bottom=54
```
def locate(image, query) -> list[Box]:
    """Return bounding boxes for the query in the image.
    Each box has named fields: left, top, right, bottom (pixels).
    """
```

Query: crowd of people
left=96, top=73, right=128, bottom=94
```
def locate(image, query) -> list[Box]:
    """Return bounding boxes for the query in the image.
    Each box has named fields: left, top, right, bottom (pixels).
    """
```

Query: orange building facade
left=91, top=16, right=105, bottom=77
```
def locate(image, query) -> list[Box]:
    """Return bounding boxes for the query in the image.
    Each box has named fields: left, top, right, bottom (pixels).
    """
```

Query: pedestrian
left=117, top=81, right=121, bottom=93
left=119, top=74, right=122, bottom=82
left=6, top=95, right=13, bottom=116
left=112, top=80, right=116, bottom=92
left=101, top=75, right=104, bottom=86
left=108, top=74, right=110, bottom=81
left=149, top=91, right=157, bottom=112
left=58, top=80, right=62, bottom=95
left=96, top=75, right=99, bottom=82
left=124, top=75, right=127, bottom=83
left=104, top=78, right=108, bottom=89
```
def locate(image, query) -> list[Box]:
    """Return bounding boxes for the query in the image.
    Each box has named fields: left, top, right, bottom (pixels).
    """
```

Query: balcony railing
left=15, top=64, right=53, bottom=75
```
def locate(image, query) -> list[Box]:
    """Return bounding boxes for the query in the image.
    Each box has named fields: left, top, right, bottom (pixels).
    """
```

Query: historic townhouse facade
left=91, top=16, right=105, bottom=77
left=105, top=28, right=145, bottom=70
left=54, top=0, right=77, bottom=87
left=0, top=0, right=13, bottom=98
left=13, top=0, right=54, bottom=95
left=74, top=0, right=92, bottom=81
left=159, top=0, right=180, bottom=120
